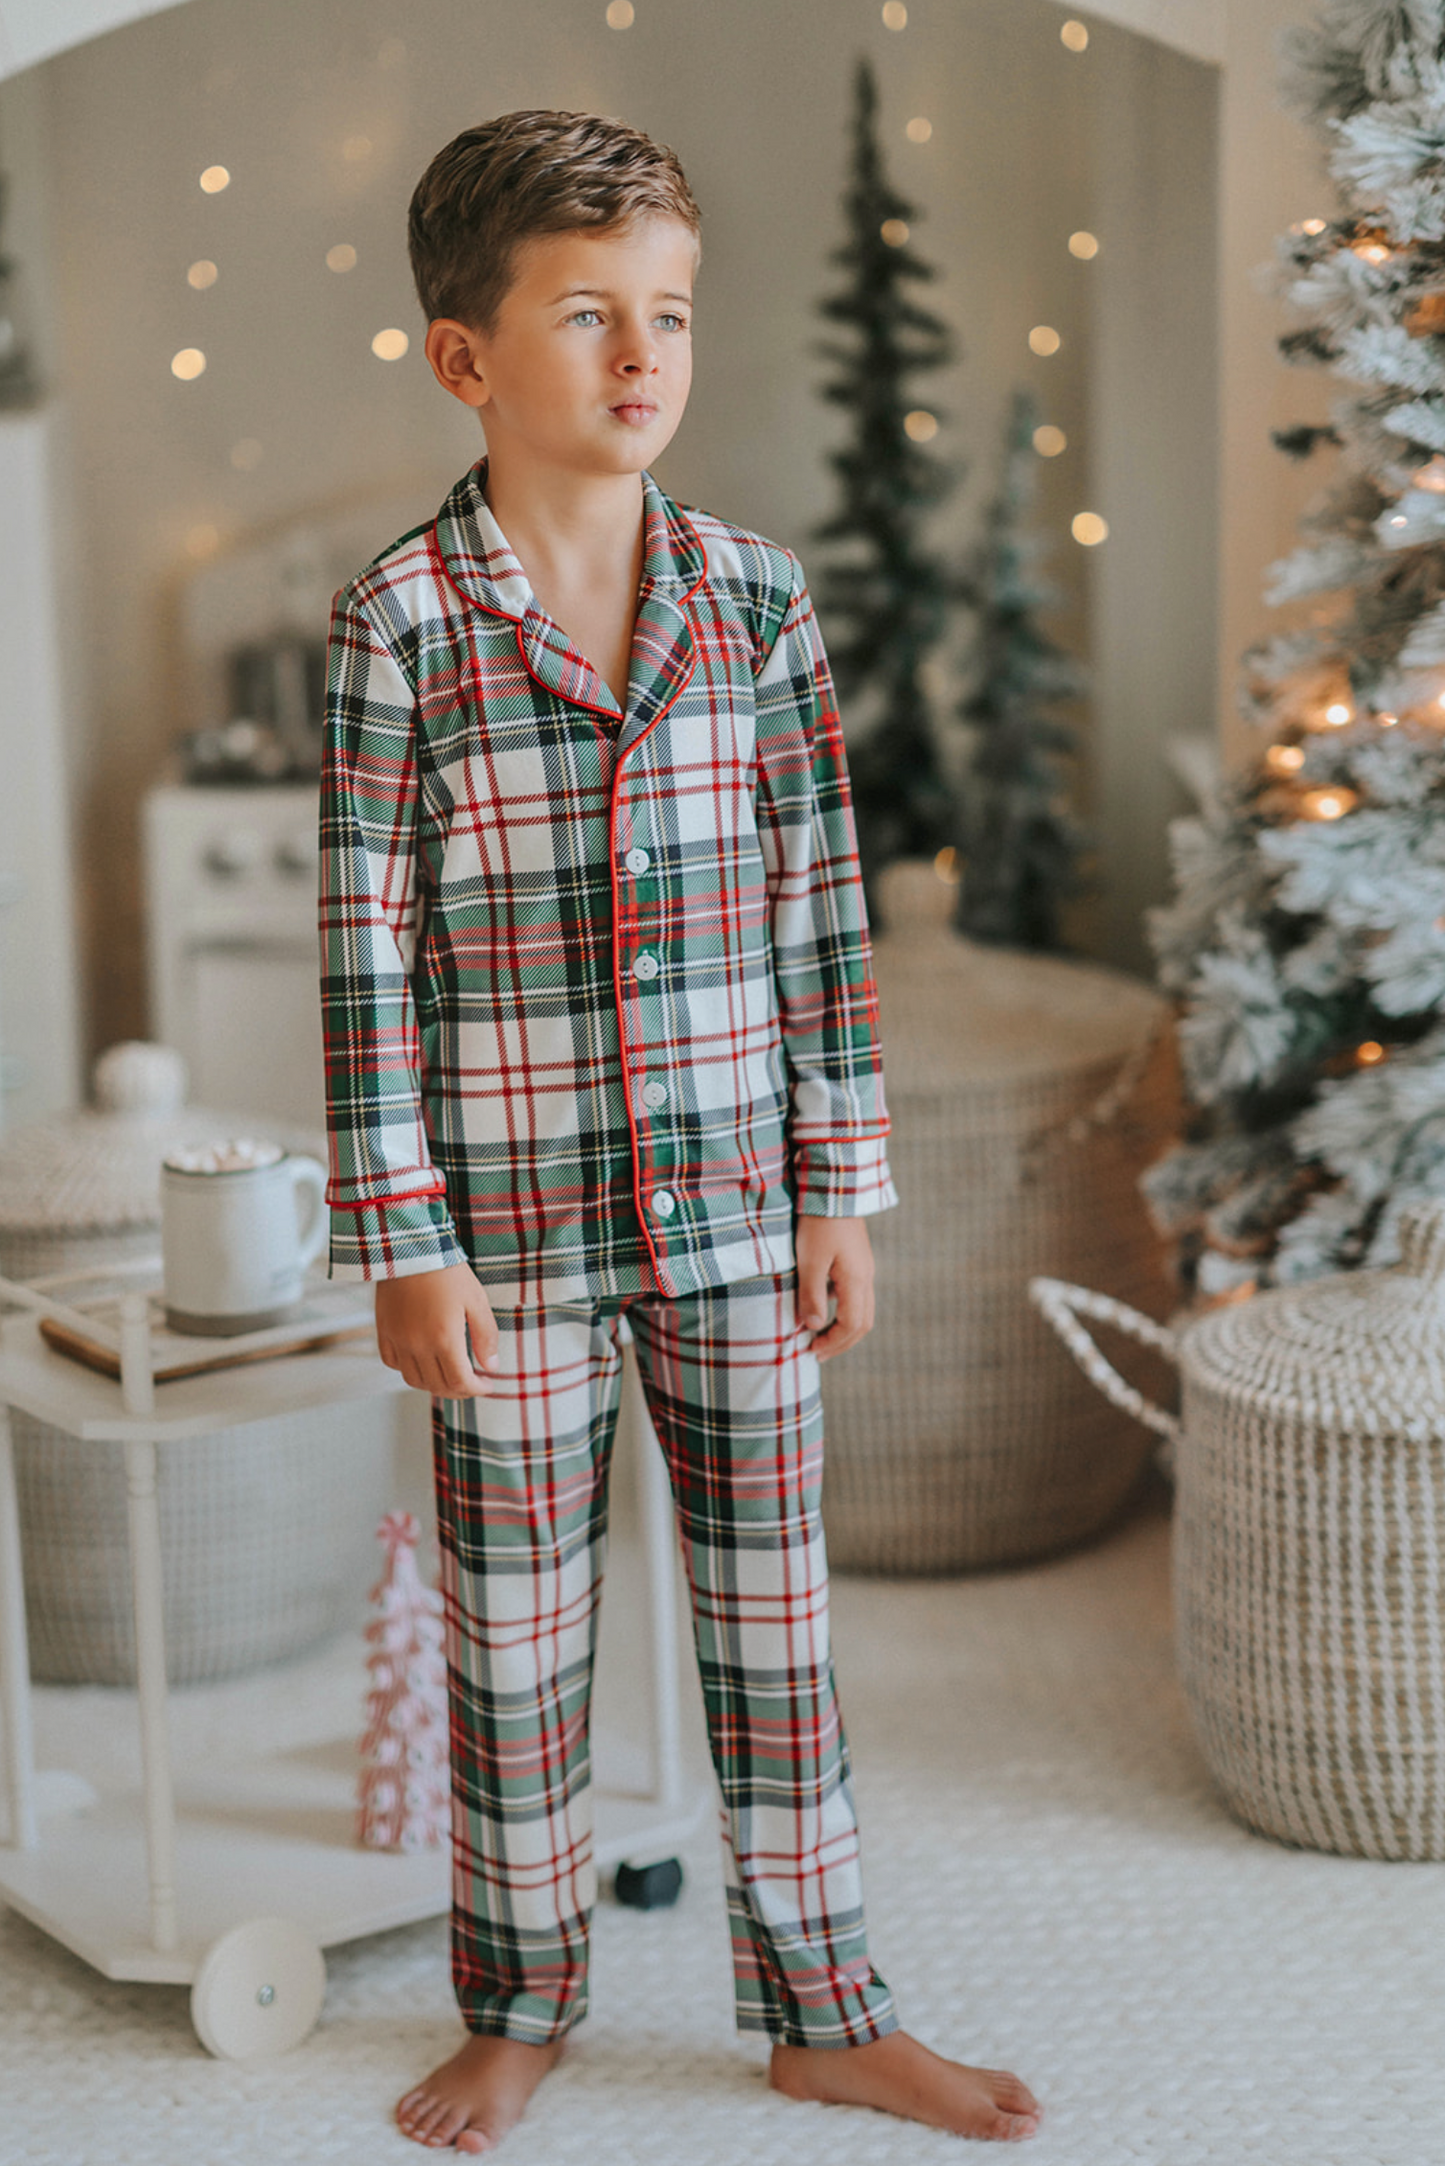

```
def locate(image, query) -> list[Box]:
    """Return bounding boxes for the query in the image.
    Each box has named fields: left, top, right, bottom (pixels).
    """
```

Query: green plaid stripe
left=434, top=1274, right=897, bottom=2047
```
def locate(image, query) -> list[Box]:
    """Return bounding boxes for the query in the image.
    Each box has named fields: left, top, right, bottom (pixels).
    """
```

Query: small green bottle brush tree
left=953, top=386, right=1088, bottom=950
left=812, top=57, right=959, bottom=907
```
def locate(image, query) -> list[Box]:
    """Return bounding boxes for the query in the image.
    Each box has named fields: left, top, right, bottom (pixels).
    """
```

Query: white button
left=625, top=847, right=651, bottom=875
left=640, top=1080, right=669, bottom=1111
left=632, top=953, right=659, bottom=981
left=650, top=1188, right=676, bottom=1219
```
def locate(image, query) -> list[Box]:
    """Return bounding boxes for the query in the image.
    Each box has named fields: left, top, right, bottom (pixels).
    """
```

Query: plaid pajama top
left=320, top=460, right=896, bottom=1303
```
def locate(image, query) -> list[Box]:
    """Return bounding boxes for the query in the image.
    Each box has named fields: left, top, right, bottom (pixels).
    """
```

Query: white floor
left=6, top=1477, right=1445, bottom=2166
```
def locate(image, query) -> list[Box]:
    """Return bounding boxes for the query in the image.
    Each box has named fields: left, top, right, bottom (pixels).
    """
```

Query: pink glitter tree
left=357, top=1511, right=450, bottom=1851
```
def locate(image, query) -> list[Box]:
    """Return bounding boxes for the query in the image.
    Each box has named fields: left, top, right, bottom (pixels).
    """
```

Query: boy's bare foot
left=770, top=2031, right=1041, bottom=2142
left=397, top=2034, right=563, bottom=2152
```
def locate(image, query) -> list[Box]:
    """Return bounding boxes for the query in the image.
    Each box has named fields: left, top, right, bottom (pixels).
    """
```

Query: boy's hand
left=374, top=1262, right=501, bottom=1397
left=795, top=1214, right=875, bottom=1362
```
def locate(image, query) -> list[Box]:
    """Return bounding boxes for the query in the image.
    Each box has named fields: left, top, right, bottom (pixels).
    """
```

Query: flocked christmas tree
left=954, top=386, right=1088, bottom=950
left=357, top=1511, right=449, bottom=1852
left=1148, top=0, right=1445, bottom=1295
left=814, top=57, right=959, bottom=902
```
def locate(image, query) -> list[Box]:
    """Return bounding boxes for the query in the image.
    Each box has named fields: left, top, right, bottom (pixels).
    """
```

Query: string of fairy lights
left=168, top=4, right=1108, bottom=557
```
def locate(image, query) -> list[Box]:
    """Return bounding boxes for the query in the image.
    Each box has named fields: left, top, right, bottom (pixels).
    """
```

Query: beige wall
left=1216, top=0, right=1334, bottom=765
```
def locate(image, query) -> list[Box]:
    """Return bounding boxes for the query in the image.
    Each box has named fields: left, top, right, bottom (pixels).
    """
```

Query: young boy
left=321, top=109, right=1040, bottom=2153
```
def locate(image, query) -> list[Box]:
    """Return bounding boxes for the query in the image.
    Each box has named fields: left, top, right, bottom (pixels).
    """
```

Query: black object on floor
left=615, top=1858, right=684, bottom=1909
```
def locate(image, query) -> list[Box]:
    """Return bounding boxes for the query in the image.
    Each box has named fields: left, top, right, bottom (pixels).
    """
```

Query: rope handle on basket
left=1028, top=1277, right=1181, bottom=1441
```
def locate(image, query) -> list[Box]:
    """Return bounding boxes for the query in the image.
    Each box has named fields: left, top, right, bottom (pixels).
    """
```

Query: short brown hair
left=408, top=110, right=701, bottom=334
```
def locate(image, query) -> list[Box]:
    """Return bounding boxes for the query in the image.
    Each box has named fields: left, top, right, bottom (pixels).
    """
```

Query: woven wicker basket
left=821, top=865, right=1174, bottom=1574
left=1, top=1044, right=393, bottom=1685
left=1034, top=1207, right=1445, bottom=1861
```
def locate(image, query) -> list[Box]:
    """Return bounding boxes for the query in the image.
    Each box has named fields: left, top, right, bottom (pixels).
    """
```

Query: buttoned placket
left=431, top=467, right=707, bottom=1290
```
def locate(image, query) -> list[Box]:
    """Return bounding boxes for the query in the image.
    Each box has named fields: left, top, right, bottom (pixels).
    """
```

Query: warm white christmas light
left=905, top=116, right=933, bottom=143
left=326, top=243, right=358, bottom=273
left=904, top=410, right=939, bottom=442
left=171, top=347, right=206, bottom=380
left=1033, top=424, right=1067, bottom=457
left=1378, top=711, right=1399, bottom=726
left=1301, top=787, right=1357, bottom=821
left=1302, top=217, right=1327, bottom=235
left=1354, top=240, right=1390, bottom=264
left=882, top=0, right=908, bottom=26
left=880, top=218, right=909, bottom=246
left=1325, top=701, right=1353, bottom=726
left=187, top=260, right=218, bottom=290
left=1356, top=1040, right=1386, bottom=1066
left=1072, top=511, right=1109, bottom=546
left=1266, top=743, right=1305, bottom=775
left=1068, top=230, right=1099, bottom=260
left=199, top=165, right=230, bottom=194
left=606, top=0, right=635, bottom=22
left=1060, top=18, right=1089, bottom=50
left=1391, top=514, right=1409, bottom=527
left=1029, top=325, right=1062, bottom=356
left=372, top=328, right=409, bottom=360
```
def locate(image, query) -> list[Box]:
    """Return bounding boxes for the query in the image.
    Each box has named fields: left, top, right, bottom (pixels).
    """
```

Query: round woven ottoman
left=820, top=865, right=1174, bottom=1573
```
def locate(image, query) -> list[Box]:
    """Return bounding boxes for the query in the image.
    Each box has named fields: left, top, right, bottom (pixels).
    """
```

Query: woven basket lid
left=0, top=1042, right=307, bottom=1236
left=871, top=861, right=1164, bottom=1092
left=1181, top=1205, right=1445, bottom=1440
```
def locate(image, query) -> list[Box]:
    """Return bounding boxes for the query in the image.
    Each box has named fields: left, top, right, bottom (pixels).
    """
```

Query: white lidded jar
left=0, top=1044, right=392, bottom=1685
left=1035, top=1204, right=1445, bottom=1859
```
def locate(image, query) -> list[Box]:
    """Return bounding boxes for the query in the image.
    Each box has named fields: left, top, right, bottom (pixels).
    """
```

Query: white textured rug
left=7, top=1480, right=1445, bottom=2166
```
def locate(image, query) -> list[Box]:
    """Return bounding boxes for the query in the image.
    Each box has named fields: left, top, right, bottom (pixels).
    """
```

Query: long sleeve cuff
left=328, top=1190, right=469, bottom=1281
left=792, top=1133, right=899, bottom=1217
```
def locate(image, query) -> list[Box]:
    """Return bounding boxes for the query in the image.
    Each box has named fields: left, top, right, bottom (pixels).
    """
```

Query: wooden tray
left=37, top=1286, right=375, bottom=1385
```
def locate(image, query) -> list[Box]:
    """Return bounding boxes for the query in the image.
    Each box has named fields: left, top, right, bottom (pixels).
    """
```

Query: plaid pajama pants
left=431, top=1270, right=898, bottom=2048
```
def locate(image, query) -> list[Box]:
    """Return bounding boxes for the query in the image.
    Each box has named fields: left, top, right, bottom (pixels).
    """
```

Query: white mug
left=161, top=1139, right=328, bottom=1336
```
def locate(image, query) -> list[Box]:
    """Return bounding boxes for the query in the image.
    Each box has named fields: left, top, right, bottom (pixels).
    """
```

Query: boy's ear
left=424, top=319, right=490, bottom=410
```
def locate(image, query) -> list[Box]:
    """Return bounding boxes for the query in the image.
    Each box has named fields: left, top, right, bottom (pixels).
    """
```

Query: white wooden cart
left=0, top=1268, right=708, bottom=2059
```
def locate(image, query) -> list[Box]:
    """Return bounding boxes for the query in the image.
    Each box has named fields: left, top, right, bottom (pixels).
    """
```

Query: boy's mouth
left=610, top=400, right=659, bottom=425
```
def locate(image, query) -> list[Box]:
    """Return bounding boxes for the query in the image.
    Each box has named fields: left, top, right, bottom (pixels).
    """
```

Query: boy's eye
left=656, top=313, right=690, bottom=333
left=567, top=309, right=604, bottom=327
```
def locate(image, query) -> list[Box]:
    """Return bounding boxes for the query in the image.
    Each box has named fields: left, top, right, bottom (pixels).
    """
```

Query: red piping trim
left=327, top=1182, right=447, bottom=1211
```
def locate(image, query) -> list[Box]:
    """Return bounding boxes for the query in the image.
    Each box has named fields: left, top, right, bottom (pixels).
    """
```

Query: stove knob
left=275, top=829, right=318, bottom=878
left=203, top=828, right=262, bottom=878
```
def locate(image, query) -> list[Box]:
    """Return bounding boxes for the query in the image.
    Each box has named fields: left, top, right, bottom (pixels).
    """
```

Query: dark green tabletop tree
left=955, top=387, right=1088, bottom=950
left=813, top=57, right=959, bottom=908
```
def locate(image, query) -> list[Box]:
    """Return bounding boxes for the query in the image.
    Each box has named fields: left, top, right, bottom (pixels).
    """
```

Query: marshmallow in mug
left=163, top=1137, right=284, bottom=1177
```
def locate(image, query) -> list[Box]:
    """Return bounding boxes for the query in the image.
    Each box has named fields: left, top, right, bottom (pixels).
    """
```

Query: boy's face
left=426, top=216, right=696, bottom=480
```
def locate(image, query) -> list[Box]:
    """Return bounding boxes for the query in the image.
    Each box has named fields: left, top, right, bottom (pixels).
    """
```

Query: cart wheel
left=615, top=1857, right=684, bottom=1909
left=190, top=1917, right=326, bottom=2060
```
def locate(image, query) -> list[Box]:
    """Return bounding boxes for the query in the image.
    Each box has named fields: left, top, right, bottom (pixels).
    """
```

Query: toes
left=1001, top=2110, right=1041, bottom=2143
left=455, top=2132, right=494, bottom=2156
left=993, top=2074, right=1040, bottom=2117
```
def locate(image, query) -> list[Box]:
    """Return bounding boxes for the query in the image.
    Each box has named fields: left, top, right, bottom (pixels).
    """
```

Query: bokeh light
left=371, top=328, right=410, bottom=360
left=1033, top=424, right=1067, bottom=457
left=1072, top=511, right=1109, bottom=546
left=1029, top=325, right=1062, bottom=356
left=187, top=260, right=218, bottom=290
left=326, top=243, right=358, bottom=273
left=199, top=166, right=230, bottom=194
left=171, top=348, right=207, bottom=380
left=904, top=410, right=939, bottom=442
